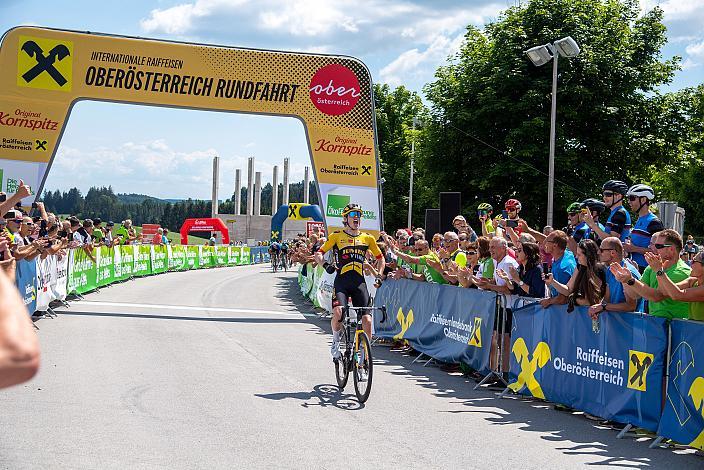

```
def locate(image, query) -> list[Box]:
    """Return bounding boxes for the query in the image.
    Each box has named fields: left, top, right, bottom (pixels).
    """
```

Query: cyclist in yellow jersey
left=314, top=203, right=385, bottom=360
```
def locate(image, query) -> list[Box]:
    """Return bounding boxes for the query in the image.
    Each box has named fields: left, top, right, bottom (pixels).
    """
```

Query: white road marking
left=72, top=301, right=318, bottom=317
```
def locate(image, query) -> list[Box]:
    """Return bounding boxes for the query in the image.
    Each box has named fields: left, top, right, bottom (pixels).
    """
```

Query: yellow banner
left=0, top=27, right=381, bottom=230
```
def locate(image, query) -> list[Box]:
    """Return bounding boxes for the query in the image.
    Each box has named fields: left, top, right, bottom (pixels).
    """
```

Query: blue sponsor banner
left=508, top=303, right=667, bottom=431
left=15, top=259, right=37, bottom=315
left=657, top=319, right=704, bottom=450
left=249, top=246, right=270, bottom=264
left=373, top=280, right=495, bottom=373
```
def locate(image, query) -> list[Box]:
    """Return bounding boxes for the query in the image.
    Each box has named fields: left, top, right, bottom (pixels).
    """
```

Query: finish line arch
left=0, top=26, right=383, bottom=232
left=270, top=203, right=323, bottom=241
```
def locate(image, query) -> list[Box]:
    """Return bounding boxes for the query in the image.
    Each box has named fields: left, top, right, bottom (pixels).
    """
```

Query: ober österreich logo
left=309, top=64, right=360, bottom=116
left=17, top=36, right=73, bottom=91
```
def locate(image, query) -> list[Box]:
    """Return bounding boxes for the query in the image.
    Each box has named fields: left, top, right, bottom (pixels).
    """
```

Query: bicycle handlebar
left=344, top=305, right=387, bottom=323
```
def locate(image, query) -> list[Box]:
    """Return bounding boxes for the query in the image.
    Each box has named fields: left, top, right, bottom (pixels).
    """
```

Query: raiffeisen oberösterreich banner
left=0, top=27, right=382, bottom=229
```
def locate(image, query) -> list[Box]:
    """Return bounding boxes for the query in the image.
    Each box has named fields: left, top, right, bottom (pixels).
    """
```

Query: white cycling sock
left=333, top=330, right=341, bottom=342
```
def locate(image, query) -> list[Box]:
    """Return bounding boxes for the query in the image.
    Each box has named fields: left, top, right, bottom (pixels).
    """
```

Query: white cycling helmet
left=626, top=184, right=655, bottom=201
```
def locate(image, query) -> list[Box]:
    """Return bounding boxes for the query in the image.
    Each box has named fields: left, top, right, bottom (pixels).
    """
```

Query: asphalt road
left=1, top=264, right=701, bottom=469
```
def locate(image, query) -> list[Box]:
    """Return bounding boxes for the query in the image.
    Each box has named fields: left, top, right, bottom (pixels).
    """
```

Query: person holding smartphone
left=540, top=230, right=576, bottom=308
left=477, top=203, right=495, bottom=238
left=499, top=199, right=523, bottom=239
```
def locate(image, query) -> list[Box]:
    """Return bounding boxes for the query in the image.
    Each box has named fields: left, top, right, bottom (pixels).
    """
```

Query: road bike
left=280, top=252, right=288, bottom=272
left=334, top=304, right=386, bottom=403
left=270, top=251, right=279, bottom=273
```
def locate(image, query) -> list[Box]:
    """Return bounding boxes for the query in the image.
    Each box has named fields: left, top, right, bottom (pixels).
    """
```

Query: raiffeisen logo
left=309, top=64, right=360, bottom=116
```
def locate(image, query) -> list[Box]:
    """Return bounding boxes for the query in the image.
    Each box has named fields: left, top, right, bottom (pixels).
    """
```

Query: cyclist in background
left=625, top=184, right=664, bottom=273
left=314, top=203, right=385, bottom=361
left=280, top=239, right=290, bottom=269
left=269, top=240, right=281, bottom=269
left=584, top=180, right=631, bottom=242
left=478, top=203, right=496, bottom=238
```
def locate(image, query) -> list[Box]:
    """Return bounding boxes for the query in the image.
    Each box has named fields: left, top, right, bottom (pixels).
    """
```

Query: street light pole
left=525, top=36, right=580, bottom=228
left=408, top=119, right=415, bottom=229
left=547, top=48, right=558, bottom=228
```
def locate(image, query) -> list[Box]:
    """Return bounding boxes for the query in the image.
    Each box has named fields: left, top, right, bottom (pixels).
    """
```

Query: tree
left=373, top=84, right=426, bottom=229
left=647, top=85, right=704, bottom=235
left=420, top=0, right=680, bottom=227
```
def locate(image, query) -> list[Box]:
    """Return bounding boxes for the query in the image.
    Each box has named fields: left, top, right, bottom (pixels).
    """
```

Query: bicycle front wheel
left=335, top=326, right=350, bottom=389
left=353, top=332, right=373, bottom=403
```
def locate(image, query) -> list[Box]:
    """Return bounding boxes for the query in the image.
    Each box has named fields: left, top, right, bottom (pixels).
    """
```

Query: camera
left=506, top=219, right=518, bottom=228
left=0, top=193, right=6, bottom=203
left=31, top=202, right=38, bottom=209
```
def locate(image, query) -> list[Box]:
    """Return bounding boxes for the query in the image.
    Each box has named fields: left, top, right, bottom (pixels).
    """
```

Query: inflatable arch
left=0, top=27, right=383, bottom=232
left=270, top=203, right=323, bottom=241
left=180, top=217, right=229, bottom=245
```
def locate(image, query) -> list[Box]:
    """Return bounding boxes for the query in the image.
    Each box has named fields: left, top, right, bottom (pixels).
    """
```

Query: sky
left=1, top=0, right=702, bottom=200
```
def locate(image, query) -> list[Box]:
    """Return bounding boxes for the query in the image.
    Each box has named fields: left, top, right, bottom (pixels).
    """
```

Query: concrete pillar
left=272, top=165, right=279, bottom=214
left=211, top=156, right=219, bottom=217
left=254, top=171, right=262, bottom=216
left=303, top=166, right=310, bottom=204
left=234, top=169, right=241, bottom=215
left=246, top=157, right=254, bottom=216
left=283, top=157, right=290, bottom=205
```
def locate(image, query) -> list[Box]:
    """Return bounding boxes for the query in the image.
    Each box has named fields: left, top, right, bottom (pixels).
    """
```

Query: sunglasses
left=347, top=211, right=362, bottom=218
left=602, top=191, right=615, bottom=197
left=477, top=210, right=488, bottom=216
left=599, top=247, right=615, bottom=253
left=466, top=251, right=477, bottom=255
left=652, top=243, right=672, bottom=249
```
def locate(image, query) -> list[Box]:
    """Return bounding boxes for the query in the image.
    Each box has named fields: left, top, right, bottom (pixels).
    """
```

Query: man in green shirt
left=611, top=229, right=691, bottom=319
left=92, top=218, right=105, bottom=245
left=392, top=239, right=446, bottom=284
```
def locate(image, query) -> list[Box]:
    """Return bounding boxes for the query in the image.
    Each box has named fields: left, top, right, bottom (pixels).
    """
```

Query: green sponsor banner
left=151, top=245, right=168, bottom=274
left=186, top=245, right=200, bottom=269
left=215, top=246, right=228, bottom=266
left=168, top=245, right=188, bottom=271
left=227, top=246, right=241, bottom=266
left=96, top=246, right=115, bottom=287
left=117, top=245, right=136, bottom=280
left=198, top=245, right=212, bottom=268
left=67, top=248, right=98, bottom=294
left=241, top=246, right=251, bottom=265
left=133, top=245, right=152, bottom=277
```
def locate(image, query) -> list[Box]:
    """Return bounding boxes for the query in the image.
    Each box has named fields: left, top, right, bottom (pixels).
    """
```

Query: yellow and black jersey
left=318, top=230, right=382, bottom=277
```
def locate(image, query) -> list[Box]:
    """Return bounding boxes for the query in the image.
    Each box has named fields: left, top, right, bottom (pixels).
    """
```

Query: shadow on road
left=255, top=383, right=364, bottom=411
left=275, top=272, right=703, bottom=468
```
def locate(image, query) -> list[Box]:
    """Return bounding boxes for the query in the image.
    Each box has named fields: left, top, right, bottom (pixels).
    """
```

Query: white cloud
left=380, top=32, right=465, bottom=86
left=683, top=39, right=704, bottom=69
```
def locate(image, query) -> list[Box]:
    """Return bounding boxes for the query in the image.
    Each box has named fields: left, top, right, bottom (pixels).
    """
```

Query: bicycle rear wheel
left=353, top=331, right=373, bottom=403
left=334, top=326, right=350, bottom=389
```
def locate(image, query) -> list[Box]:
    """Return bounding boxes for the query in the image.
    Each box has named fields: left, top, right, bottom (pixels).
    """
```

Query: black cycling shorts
left=332, top=274, right=371, bottom=317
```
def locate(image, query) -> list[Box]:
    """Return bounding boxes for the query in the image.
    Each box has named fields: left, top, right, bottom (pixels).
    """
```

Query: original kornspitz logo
left=17, top=36, right=73, bottom=91
left=309, top=64, right=360, bottom=116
